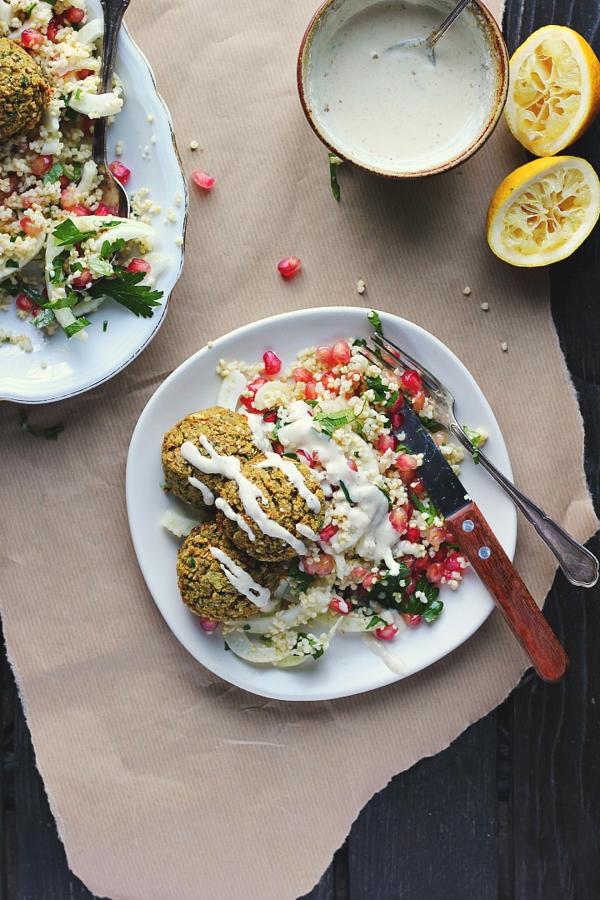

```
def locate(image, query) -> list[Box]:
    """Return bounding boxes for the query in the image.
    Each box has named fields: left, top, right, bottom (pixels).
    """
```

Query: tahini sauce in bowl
left=298, top=0, right=508, bottom=177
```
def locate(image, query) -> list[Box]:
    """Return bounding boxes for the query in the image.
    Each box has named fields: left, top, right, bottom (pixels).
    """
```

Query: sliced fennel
left=0, top=231, right=46, bottom=283
left=68, top=90, right=123, bottom=119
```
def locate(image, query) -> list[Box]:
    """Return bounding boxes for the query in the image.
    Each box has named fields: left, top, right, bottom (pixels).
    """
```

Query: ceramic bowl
left=297, top=0, right=509, bottom=178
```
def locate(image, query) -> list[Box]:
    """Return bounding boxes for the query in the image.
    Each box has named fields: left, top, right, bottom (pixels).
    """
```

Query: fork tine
left=361, top=343, right=398, bottom=374
left=373, top=333, right=445, bottom=396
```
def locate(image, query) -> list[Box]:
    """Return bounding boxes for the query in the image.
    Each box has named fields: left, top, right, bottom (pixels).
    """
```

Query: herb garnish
left=101, top=237, right=125, bottom=260
left=339, top=480, right=354, bottom=505
left=64, top=317, right=90, bottom=338
left=295, top=632, right=324, bottom=660
left=411, top=492, right=441, bottom=526
left=367, top=309, right=383, bottom=335
left=314, top=408, right=356, bottom=437
left=419, top=417, right=443, bottom=433
left=6, top=260, right=19, bottom=269
left=365, top=374, right=399, bottom=409
left=288, top=558, right=314, bottom=594
left=49, top=249, right=69, bottom=284
left=328, top=152, right=343, bottom=201
left=102, top=319, right=108, bottom=332
left=400, top=577, right=444, bottom=623
left=462, top=425, right=485, bottom=464
left=52, top=219, right=93, bottom=248
left=33, top=308, right=55, bottom=329
left=88, top=270, right=163, bottom=318
left=18, top=410, right=64, bottom=440
left=43, top=162, right=63, bottom=185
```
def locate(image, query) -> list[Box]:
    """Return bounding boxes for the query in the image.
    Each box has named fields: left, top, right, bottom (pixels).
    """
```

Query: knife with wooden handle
left=398, top=406, right=568, bottom=682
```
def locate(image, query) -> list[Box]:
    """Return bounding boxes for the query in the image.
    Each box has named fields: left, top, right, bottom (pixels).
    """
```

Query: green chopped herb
left=314, top=408, right=356, bottom=437
left=295, top=632, right=324, bottom=660
left=288, top=558, right=314, bottom=594
left=353, top=338, right=367, bottom=348
left=377, top=485, right=392, bottom=508
left=63, top=162, right=82, bottom=182
left=24, top=2, right=37, bottom=15
left=44, top=290, right=78, bottom=310
left=282, top=451, right=299, bottom=461
left=328, top=152, right=343, bottom=201
left=18, top=410, right=64, bottom=441
left=367, top=309, right=383, bottom=335
left=49, top=249, right=69, bottom=284
left=410, top=492, right=441, bottom=526
left=462, top=425, right=486, bottom=464
left=400, top=576, right=444, bottom=623
left=13, top=281, right=44, bottom=305
left=366, top=615, right=386, bottom=630
left=102, top=319, right=108, bottom=332
left=5, top=260, right=19, bottom=269
left=64, top=317, right=90, bottom=338
left=51, top=219, right=92, bottom=248
left=224, top=641, right=230, bottom=651
left=32, top=308, right=55, bottom=329
left=43, top=162, right=63, bottom=185
left=339, top=480, right=354, bottom=505
left=365, top=374, right=399, bottom=409
left=242, top=624, right=251, bottom=631
left=419, top=416, right=444, bottom=433
left=88, top=270, right=163, bottom=318
left=260, top=634, right=273, bottom=646
left=100, top=237, right=125, bottom=260
left=186, top=556, right=196, bottom=569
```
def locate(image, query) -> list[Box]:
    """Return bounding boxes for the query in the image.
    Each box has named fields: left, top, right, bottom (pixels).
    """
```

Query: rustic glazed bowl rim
left=297, top=0, right=509, bottom=179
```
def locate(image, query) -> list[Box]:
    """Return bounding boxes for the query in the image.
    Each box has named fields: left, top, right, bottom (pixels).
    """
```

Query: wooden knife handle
left=445, top=502, right=568, bottom=683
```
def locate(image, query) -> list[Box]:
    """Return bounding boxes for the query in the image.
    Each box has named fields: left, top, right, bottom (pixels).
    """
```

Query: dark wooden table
left=2, top=1, right=600, bottom=897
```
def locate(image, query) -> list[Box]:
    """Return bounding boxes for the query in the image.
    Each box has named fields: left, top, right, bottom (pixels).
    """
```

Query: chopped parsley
left=102, top=319, right=108, bottom=332
left=314, top=408, right=356, bottom=436
left=51, top=219, right=93, bottom=248
left=49, top=249, right=69, bottom=284
left=328, top=152, right=343, bottom=201
left=101, top=237, right=125, bottom=260
left=295, top=632, right=324, bottom=660
left=352, top=338, right=367, bottom=348
left=419, top=417, right=444, bottom=433
left=33, top=308, right=55, bottom=329
left=366, top=614, right=387, bottom=630
left=43, top=162, right=64, bottom=185
left=288, top=558, right=314, bottom=594
left=462, top=425, right=486, bottom=464
left=5, top=260, right=19, bottom=269
left=13, top=280, right=44, bottom=305
left=87, top=270, right=163, bottom=318
left=365, top=374, right=399, bottom=409
left=18, top=410, right=64, bottom=441
left=64, top=317, right=90, bottom=338
left=411, top=492, right=441, bottom=526
left=367, top=309, right=383, bottom=335
left=44, top=291, right=78, bottom=310
left=400, top=577, right=444, bottom=623
left=339, top=480, right=354, bottom=505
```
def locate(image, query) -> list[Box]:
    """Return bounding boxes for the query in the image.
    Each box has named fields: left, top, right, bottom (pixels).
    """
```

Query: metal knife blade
left=398, top=406, right=471, bottom=519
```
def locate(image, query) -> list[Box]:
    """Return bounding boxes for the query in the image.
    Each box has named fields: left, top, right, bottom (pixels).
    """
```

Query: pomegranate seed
left=191, top=169, right=215, bottom=191
left=362, top=572, right=378, bottom=590
left=389, top=394, right=405, bottom=414
left=376, top=433, right=397, bottom=454
left=374, top=624, right=398, bottom=641
left=426, top=562, right=443, bottom=583
left=71, top=270, right=92, bottom=290
left=302, top=554, right=335, bottom=577
left=347, top=459, right=358, bottom=472
left=277, top=256, right=301, bottom=279
left=390, top=411, right=405, bottom=429
left=95, top=203, right=117, bottom=215
left=329, top=596, right=350, bottom=616
left=30, top=155, right=53, bottom=177
left=304, top=380, right=317, bottom=401
left=64, top=6, right=85, bottom=24
left=320, top=370, right=338, bottom=392
left=350, top=566, right=368, bottom=582
left=402, top=613, right=422, bottom=629
left=46, top=16, right=63, bottom=42
left=444, top=553, right=463, bottom=573
left=262, top=410, right=277, bottom=423
left=406, top=526, right=421, bottom=542
left=395, top=453, right=418, bottom=473
left=262, top=350, right=281, bottom=376
left=199, top=617, right=219, bottom=633
left=401, top=369, right=423, bottom=397
left=411, top=477, right=426, bottom=497
left=291, top=367, right=313, bottom=383
left=414, top=557, right=430, bottom=573
left=316, top=345, right=334, bottom=366
left=239, top=376, right=267, bottom=414
left=58, top=175, right=70, bottom=190
left=109, top=160, right=131, bottom=185
left=70, top=205, right=91, bottom=216
left=272, top=442, right=284, bottom=455
left=77, top=68, right=94, bottom=79
left=319, top=524, right=338, bottom=542
left=412, top=390, right=426, bottom=413
left=126, top=258, right=151, bottom=274
left=296, top=449, right=314, bottom=468
left=16, top=293, right=36, bottom=314
left=389, top=508, right=409, bottom=534
left=21, top=28, right=44, bottom=49
left=331, top=340, right=351, bottom=365
left=0, top=174, right=19, bottom=203
left=19, top=216, right=42, bottom=236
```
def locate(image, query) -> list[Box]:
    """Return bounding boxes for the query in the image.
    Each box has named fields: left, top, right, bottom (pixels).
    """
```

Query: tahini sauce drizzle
left=209, top=546, right=271, bottom=609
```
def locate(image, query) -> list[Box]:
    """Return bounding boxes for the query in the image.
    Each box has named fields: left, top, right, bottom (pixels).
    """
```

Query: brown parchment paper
left=0, top=1, right=597, bottom=898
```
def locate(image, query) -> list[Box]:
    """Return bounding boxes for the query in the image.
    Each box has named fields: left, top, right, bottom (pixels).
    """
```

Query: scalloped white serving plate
left=126, top=307, right=517, bottom=702
left=0, top=1, right=187, bottom=404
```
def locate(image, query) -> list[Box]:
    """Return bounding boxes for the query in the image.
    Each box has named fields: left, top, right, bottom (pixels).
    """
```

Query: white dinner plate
left=0, top=2, right=187, bottom=404
left=126, top=307, right=517, bottom=701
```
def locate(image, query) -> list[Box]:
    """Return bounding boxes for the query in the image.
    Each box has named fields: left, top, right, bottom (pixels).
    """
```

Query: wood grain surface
left=2, top=0, right=600, bottom=897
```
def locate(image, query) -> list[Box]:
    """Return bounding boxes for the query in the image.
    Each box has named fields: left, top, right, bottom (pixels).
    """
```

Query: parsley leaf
left=339, top=480, right=354, bottom=505
left=18, top=410, right=64, bottom=440
left=328, top=152, right=343, bottom=201
left=44, top=290, right=78, bottom=310
left=401, top=576, right=444, bottom=623
left=33, top=308, right=55, bottom=329
left=353, top=338, right=367, bottom=348
left=462, top=425, right=486, bottom=464
left=410, top=492, right=441, bottom=526
left=365, top=374, right=399, bottom=409
left=6, top=260, right=19, bottom=269
left=419, top=416, right=444, bottom=433
left=43, top=162, right=63, bottom=185
left=288, top=558, right=314, bottom=595
left=49, top=249, right=69, bottom=284
left=100, top=237, right=125, bottom=259
left=102, top=319, right=108, bottom=332
left=367, top=309, right=383, bottom=335
left=295, top=632, right=324, bottom=660
left=64, top=317, right=90, bottom=338
left=87, top=270, right=163, bottom=318
left=314, top=408, right=356, bottom=436
left=51, top=219, right=92, bottom=248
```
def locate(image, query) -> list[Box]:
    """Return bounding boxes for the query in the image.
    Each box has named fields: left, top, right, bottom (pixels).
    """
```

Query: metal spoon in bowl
left=386, top=0, right=472, bottom=61
left=92, top=0, right=131, bottom=216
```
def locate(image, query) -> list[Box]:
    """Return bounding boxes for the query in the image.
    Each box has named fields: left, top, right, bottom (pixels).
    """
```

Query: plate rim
left=0, top=21, right=189, bottom=406
left=126, top=305, right=517, bottom=701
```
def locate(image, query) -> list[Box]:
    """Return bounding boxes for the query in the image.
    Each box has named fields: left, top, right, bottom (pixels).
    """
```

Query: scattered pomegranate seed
left=376, top=433, right=397, bottom=454
left=412, top=390, right=426, bottom=413
left=319, top=524, right=338, bottom=542
left=444, top=552, right=463, bottom=573
left=347, top=458, right=358, bottom=472
left=16, top=293, right=38, bottom=315
left=362, top=572, right=379, bottom=590
left=272, top=442, right=284, bottom=455
left=316, top=345, right=334, bottom=366
left=389, top=394, right=405, bottom=414
left=401, top=368, right=423, bottom=397
left=406, top=526, right=421, bottom=543
left=64, top=6, right=85, bottom=24
left=21, top=28, right=44, bottom=50
left=71, top=270, right=92, bottom=290
left=70, top=205, right=91, bottom=216
left=191, top=169, right=214, bottom=191
left=350, top=566, right=369, bottom=582
left=29, top=155, right=53, bottom=177
left=199, top=617, right=219, bottom=633
left=46, top=16, right=63, bottom=42
left=329, top=597, right=350, bottom=616
left=395, top=453, right=418, bottom=473
left=414, top=557, right=430, bottom=573
left=402, top=613, right=422, bottom=629
left=389, top=507, right=408, bottom=535
left=302, top=554, right=335, bottom=577
left=331, top=339, right=351, bottom=365
left=262, top=411, right=277, bottom=423
left=77, top=68, right=94, bottom=80
left=58, top=175, right=70, bottom=190
left=390, top=412, right=404, bottom=430
left=127, top=258, right=151, bottom=274
left=304, top=380, right=317, bottom=401
left=239, top=376, right=267, bottom=414
left=319, top=370, right=338, bottom=392
left=262, top=350, right=281, bottom=376
left=410, top=477, right=426, bottom=497
left=277, top=256, right=301, bottom=279
left=296, top=449, right=314, bottom=468
left=291, top=367, right=313, bottom=383
left=19, top=216, right=42, bottom=236
left=109, top=160, right=131, bottom=185
left=426, top=562, right=444, bottom=584
left=374, top=624, right=399, bottom=641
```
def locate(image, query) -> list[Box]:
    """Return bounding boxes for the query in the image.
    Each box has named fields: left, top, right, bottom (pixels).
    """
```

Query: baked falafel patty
left=161, top=406, right=256, bottom=508
left=177, top=522, right=282, bottom=621
left=0, top=38, right=51, bottom=141
left=217, top=455, right=325, bottom=562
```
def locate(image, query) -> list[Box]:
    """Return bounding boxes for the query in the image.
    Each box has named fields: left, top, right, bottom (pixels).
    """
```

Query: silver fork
left=363, top=333, right=599, bottom=588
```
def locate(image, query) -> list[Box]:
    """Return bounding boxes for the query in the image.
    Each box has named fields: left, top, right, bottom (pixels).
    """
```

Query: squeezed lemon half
left=486, top=156, right=600, bottom=267
left=505, top=25, right=600, bottom=156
